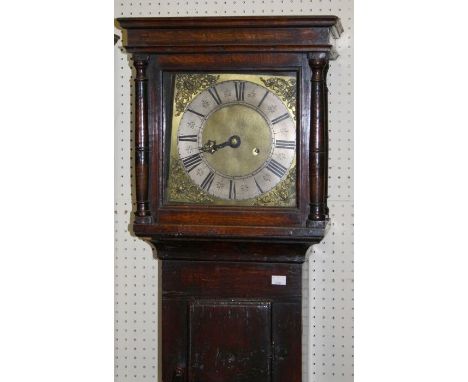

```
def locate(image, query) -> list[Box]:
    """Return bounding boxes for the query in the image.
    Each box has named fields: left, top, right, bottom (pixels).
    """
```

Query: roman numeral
left=229, top=180, right=236, bottom=200
left=235, top=81, right=245, bottom=101
left=271, top=113, right=290, bottom=125
left=178, top=134, right=198, bottom=142
left=254, top=178, right=264, bottom=194
left=208, top=87, right=222, bottom=105
left=187, top=109, right=206, bottom=118
left=181, top=153, right=202, bottom=173
left=257, top=90, right=269, bottom=107
left=266, top=159, right=287, bottom=178
left=275, top=140, right=295, bottom=149
left=200, top=171, right=215, bottom=192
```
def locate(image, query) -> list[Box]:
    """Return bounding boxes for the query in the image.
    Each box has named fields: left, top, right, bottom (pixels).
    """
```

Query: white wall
left=114, top=1, right=353, bottom=380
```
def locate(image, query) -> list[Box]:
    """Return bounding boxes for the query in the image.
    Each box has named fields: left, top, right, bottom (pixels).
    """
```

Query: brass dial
left=175, top=79, right=296, bottom=201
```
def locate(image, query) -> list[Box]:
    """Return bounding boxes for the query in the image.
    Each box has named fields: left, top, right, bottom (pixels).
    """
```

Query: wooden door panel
left=161, top=299, right=188, bottom=382
left=189, top=300, right=272, bottom=382
left=272, top=302, right=302, bottom=382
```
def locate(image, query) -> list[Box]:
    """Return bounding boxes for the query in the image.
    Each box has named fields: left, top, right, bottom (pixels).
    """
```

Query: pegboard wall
left=114, top=1, right=353, bottom=381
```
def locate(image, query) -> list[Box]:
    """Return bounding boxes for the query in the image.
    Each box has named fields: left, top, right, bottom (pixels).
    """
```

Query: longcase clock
left=117, top=16, right=342, bottom=382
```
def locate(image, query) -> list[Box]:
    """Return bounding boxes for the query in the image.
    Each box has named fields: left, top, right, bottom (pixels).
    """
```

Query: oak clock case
left=167, top=72, right=297, bottom=207
left=118, top=16, right=342, bottom=382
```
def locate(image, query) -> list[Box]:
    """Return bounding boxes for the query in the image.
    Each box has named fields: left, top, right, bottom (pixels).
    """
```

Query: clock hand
left=200, top=135, right=241, bottom=154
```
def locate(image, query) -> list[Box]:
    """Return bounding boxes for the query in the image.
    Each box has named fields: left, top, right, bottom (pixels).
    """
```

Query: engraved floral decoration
left=253, top=164, right=296, bottom=207
left=167, top=159, right=215, bottom=203
left=260, top=77, right=297, bottom=120
left=168, top=160, right=296, bottom=206
left=174, top=73, right=220, bottom=116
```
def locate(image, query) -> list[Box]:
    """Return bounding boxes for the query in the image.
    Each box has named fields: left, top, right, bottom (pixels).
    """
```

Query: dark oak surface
left=118, top=15, right=341, bottom=29
left=162, top=261, right=301, bottom=299
left=189, top=301, right=272, bottom=382
left=118, top=16, right=342, bottom=56
left=161, top=261, right=302, bottom=382
left=117, top=15, right=341, bottom=382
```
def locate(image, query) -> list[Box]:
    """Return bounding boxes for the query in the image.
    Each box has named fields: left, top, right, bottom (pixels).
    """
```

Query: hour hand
left=200, top=135, right=241, bottom=154
left=200, top=139, right=217, bottom=154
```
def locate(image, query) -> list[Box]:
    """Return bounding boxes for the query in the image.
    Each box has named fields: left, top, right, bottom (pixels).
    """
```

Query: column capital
left=132, top=53, right=150, bottom=62
left=132, top=55, right=150, bottom=79
left=308, top=56, right=329, bottom=82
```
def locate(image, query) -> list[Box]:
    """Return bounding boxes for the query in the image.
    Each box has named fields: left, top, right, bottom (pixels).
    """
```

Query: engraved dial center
left=201, top=104, right=272, bottom=178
